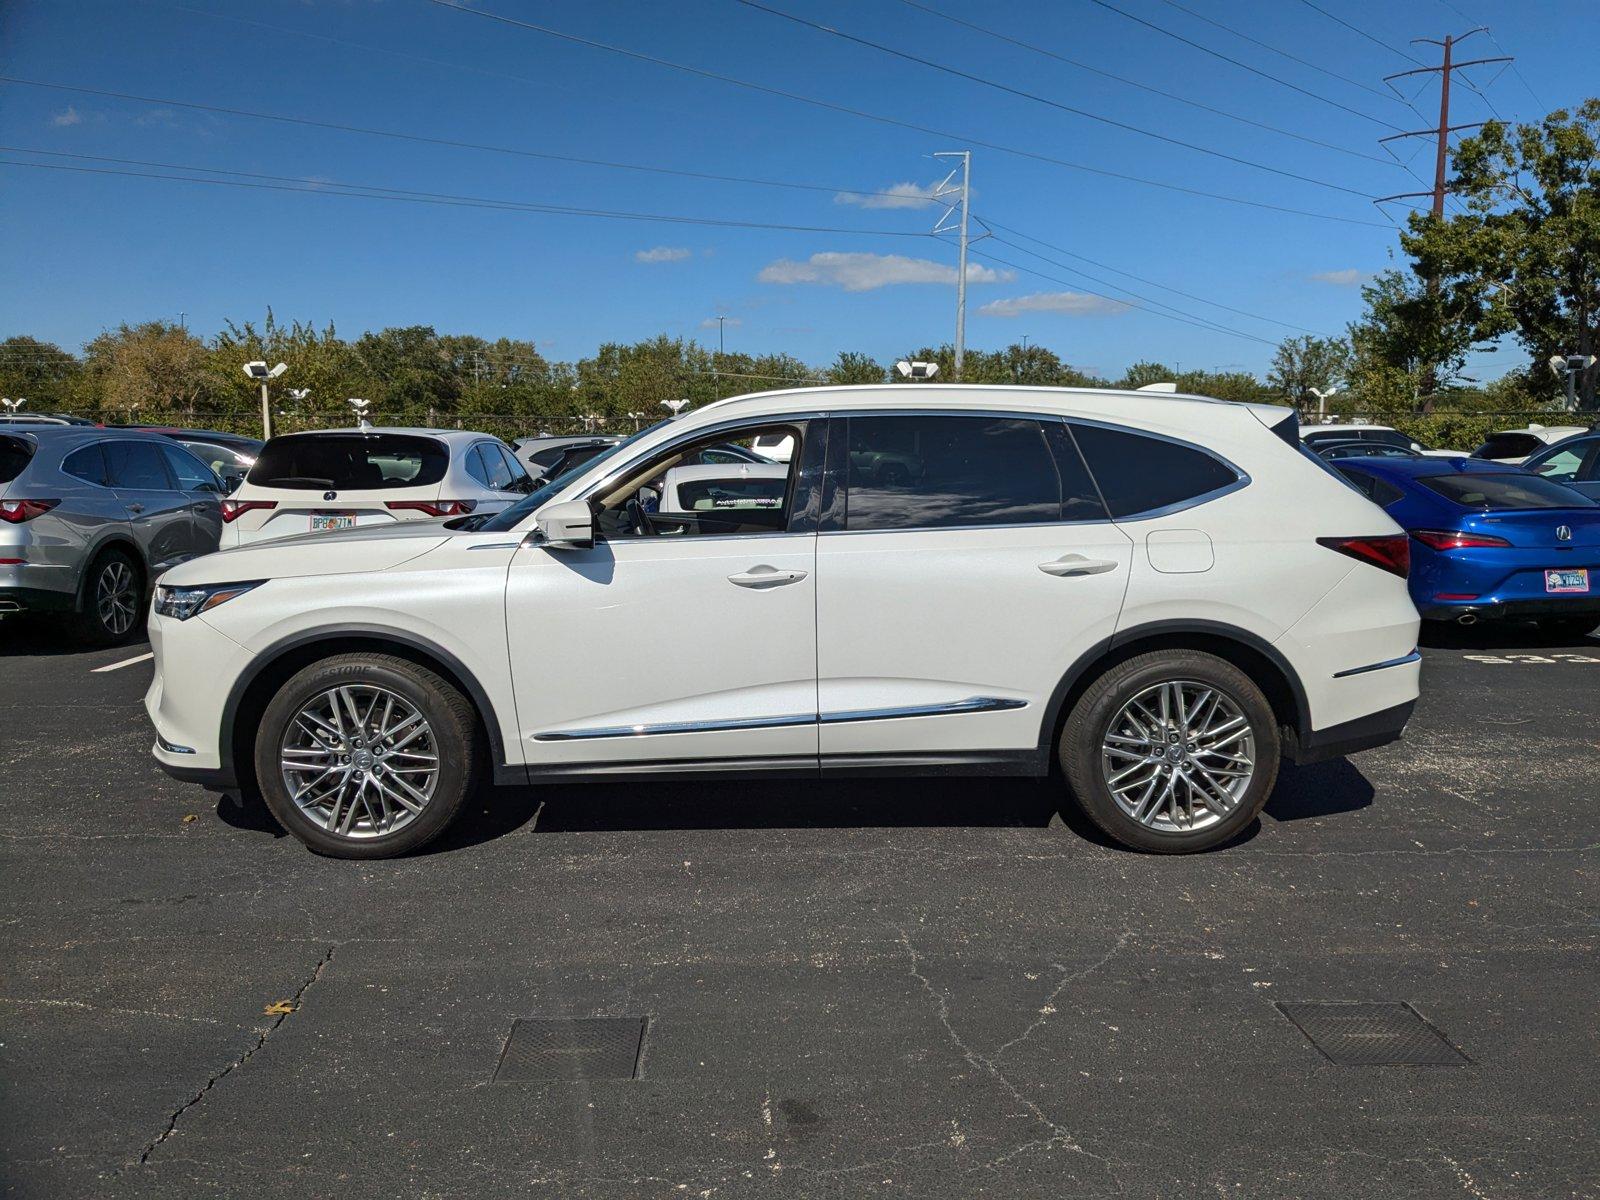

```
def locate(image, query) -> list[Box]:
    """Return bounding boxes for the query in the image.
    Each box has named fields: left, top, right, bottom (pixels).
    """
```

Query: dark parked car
left=1, top=427, right=225, bottom=642
left=1522, top=431, right=1600, bottom=502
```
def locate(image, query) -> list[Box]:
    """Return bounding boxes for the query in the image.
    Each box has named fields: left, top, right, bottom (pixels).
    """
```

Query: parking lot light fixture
left=895, top=360, right=939, bottom=381
left=661, top=399, right=690, bottom=418
left=347, top=398, right=373, bottom=430
left=1, top=398, right=26, bottom=414
left=242, top=362, right=289, bottom=440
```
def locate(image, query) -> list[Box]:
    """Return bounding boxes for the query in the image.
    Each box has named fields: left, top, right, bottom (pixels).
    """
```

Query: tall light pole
left=1549, top=354, right=1599, bottom=410
left=243, top=361, right=287, bottom=439
left=932, top=151, right=972, bottom=381
left=714, top=315, right=728, bottom=356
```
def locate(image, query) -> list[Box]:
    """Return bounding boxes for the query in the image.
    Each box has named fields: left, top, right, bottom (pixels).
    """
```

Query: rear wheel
left=75, top=548, right=143, bottom=645
left=1060, top=650, right=1280, bottom=853
left=254, top=654, right=482, bottom=858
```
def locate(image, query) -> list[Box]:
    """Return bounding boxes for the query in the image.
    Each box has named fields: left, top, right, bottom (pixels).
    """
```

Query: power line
left=0, top=150, right=939, bottom=236
left=1294, top=0, right=1426, bottom=66
left=1153, top=0, right=1410, bottom=105
left=963, top=245, right=1278, bottom=346
left=975, top=217, right=1329, bottom=336
left=886, top=0, right=1402, bottom=168
left=412, top=5, right=1393, bottom=227
left=1082, top=0, right=1407, bottom=132
left=735, top=0, right=1377, bottom=198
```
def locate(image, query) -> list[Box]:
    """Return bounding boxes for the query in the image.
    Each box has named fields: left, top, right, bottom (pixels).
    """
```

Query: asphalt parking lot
left=2, top=619, right=1597, bottom=1199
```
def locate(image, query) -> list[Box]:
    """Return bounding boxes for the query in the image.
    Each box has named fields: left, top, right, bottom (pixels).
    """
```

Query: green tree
left=1267, top=335, right=1351, bottom=410
left=1399, top=99, right=1600, bottom=408
left=826, top=351, right=886, bottom=385
left=82, top=321, right=212, bottom=421
left=0, top=336, right=82, bottom=408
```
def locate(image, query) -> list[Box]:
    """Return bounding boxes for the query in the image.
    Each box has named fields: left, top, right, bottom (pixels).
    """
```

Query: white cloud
left=834, top=181, right=940, bottom=210
left=978, top=291, right=1130, bottom=318
left=1311, top=268, right=1363, bottom=286
left=699, top=316, right=743, bottom=329
left=758, top=252, right=1012, bottom=293
left=50, top=106, right=83, bottom=127
left=635, top=246, right=692, bottom=263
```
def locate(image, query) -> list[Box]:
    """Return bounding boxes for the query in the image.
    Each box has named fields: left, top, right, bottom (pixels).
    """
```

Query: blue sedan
left=1330, top=456, right=1600, bottom=634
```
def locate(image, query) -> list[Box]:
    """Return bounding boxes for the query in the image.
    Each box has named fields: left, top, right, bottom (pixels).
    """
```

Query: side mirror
left=534, top=499, right=593, bottom=549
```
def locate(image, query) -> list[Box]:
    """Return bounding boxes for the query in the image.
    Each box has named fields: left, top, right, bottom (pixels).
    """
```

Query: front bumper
left=145, top=609, right=252, bottom=785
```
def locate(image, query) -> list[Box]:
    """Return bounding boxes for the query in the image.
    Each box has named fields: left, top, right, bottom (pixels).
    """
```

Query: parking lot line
left=91, top=652, right=154, bottom=674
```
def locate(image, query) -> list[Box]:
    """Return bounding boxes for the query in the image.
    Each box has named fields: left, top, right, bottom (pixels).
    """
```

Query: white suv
left=145, top=386, right=1421, bottom=858
left=220, top=428, right=532, bottom=546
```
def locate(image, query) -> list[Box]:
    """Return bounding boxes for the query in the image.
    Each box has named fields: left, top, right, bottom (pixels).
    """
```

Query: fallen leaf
left=182, top=815, right=197, bottom=824
left=264, top=1000, right=295, bottom=1015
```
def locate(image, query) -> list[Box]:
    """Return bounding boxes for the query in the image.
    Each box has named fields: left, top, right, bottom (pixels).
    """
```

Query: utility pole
left=932, top=151, right=973, bottom=381
left=1374, top=29, right=1511, bottom=216
left=715, top=315, right=728, bottom=356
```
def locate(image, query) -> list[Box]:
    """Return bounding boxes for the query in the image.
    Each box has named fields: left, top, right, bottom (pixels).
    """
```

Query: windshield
left=476, top=421, right=666, bottom=532
left=1418, top=471, right=1595, bottom=510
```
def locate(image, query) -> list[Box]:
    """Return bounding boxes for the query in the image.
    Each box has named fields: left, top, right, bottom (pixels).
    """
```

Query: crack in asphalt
left=129, top=944, right=335, bottom=1169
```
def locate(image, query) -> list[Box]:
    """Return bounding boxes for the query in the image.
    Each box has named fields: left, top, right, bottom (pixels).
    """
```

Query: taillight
left=384, top=500, right=478, bottom=517
left=220, top=499, right=277, bottom=523
left=1317, top=534, right=1410, bottom=578
left=1410, top=528, right=1512, bottom=551
left=0, top=499, right=59, bottom=523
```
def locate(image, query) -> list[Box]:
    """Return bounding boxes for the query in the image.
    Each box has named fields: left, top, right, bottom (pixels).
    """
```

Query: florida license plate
left=1545, top=568, right=1590, bottom=593
left=310, top=513, right=356, bottom=532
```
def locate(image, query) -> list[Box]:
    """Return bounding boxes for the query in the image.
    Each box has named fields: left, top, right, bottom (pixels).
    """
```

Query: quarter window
left=62, top=444, right=109, bottom=486
left=1069, top=423, right=1239, bottom=518
left=103, top=441, right=175, bottom=490
left=843, top=415, right=1064, bottom=531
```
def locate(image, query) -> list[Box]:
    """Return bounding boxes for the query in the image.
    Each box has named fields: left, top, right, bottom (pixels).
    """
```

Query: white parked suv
left=146, top=386, right=1421, bottom=858
left=220, top=427, right=532, bottom=546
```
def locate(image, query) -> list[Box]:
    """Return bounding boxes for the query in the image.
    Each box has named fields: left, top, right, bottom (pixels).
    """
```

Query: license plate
left=1545, top=568, right=1590, bottom=593
left=310, top=513, right=356, bottom=532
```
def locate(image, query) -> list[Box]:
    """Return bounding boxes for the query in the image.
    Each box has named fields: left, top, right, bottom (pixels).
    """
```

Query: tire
left=75, top=548, right=144, bottom=646
left=254, top=653, right=483, bottom=859
left=1535, top=615, right=1597, bottom=639
left=1059, top=650, right=1280, bottom=854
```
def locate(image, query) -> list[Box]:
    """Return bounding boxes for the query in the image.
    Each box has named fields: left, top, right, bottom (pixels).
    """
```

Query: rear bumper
left=1419, top=597, right=1600, bottom=621
left=0, top=584, right=75, bottom=614
left=1285, top=699, right=1415, bottom=765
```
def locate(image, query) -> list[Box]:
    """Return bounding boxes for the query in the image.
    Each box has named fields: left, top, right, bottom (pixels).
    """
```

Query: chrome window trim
left=1332, top=650, right=1421, bottom=679
left=534, top=695, right=1026, bottom=741
left=1066, top=416, right=1251, bottom=522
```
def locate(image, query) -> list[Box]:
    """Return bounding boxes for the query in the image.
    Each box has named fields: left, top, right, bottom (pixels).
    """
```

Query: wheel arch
left=221, top=626, right=517, bottom=793
left=73, top=533, right=145, bottom=613
left=1038, top=620, right=1311, bottom=762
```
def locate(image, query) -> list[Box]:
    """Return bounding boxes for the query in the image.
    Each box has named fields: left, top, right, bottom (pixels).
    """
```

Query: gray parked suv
left=1, top=427, right=225, bottom=643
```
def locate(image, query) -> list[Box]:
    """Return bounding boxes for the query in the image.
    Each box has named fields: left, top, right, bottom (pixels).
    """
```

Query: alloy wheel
left=96, top=560, right=138, bottom=636
left=1099, top=679, right=1257, bottom=834
left=279, top=684, right=440, bottom=839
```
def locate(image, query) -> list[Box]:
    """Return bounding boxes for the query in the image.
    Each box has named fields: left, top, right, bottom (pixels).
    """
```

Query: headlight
left=153, top=580, right=265, bottom=621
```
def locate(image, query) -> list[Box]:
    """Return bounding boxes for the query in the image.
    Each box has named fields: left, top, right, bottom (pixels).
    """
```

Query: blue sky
left=0, top=0, right=1589, bottom=379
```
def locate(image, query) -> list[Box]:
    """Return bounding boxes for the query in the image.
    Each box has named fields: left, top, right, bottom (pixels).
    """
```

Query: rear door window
left=843, top=415, right=1064, bottom=532
left=1069, top=423, right=1240, bottom=518
left=247, top=434, right=448, bottom=490
left=160, top=443, right=220, bottom=491
left=0, top=436, right=33, bottom=484
left=104, top=441, right=175, bottom=490
left=475, top=442, right=516, bottom=490
left=1418, top=472, right=1594, bottom=510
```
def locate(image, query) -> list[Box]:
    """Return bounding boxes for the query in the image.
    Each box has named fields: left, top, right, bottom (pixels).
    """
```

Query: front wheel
left=1060, top=651, right=1280, bottom=853
left=254, top=654, right=482, bottom=858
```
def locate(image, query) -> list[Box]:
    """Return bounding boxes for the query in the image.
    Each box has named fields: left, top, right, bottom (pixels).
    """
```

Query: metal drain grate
left=493, top=1017, right=648, bottom=1082
left=1277, top=1002, right=1469, bottom=1066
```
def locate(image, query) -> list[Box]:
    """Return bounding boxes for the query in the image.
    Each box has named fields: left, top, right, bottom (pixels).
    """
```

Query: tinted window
left=844, top=416, right=1063, bottom=531
left=0, top=436, right=33, bottom=484
left=528, top=446, right=569, bottom=469
left=672, top=475, right=788, bottom=511
left=1363, top=429, right=1415, bottom=449
left=1473, top=433, right=1541, bottom=461
left=161, top=443, right=219, bottom=491
left=464, top=445, right=492, bottom=487
left=478, top=443, right=516, bottom=489
left=1418, top=472, right=1594, bottom=510
left=247, top=434, right=448, bottom=490
left=104, top=440, right=174, bottom=490
left=1070, top=423, right=1239, bottom=518
left=178, top=440, right=250, bottom=477
left=1530, top=438, right=1598, bottom=482
left=62, top=443, right=108, bottom=485
left=1335, top=467, right=1405, bottom=507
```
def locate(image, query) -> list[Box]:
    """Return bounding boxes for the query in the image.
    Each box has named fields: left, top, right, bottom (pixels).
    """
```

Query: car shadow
left=1420, top=619, right=1598, bottom=651
left=0, top=615, right=144, bottom=656
left=210, top=758, right=1377, bottom=855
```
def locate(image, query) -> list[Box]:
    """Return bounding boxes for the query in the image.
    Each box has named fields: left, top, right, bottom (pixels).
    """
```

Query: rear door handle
left=728, top=565, right=809, bottom=589
left=1039, top=554, right=1118, bottom=577
left=126, top=503, right=145, bottom=515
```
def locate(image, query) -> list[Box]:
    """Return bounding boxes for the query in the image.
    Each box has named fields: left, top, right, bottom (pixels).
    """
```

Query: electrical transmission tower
left=1374, top=28, right=1512, bottom=217
left=931, top=151, right=979, bottom=381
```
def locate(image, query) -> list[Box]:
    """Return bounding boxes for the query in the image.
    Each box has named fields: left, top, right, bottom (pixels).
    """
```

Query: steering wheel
left=623, top=497, right=655, bottom=537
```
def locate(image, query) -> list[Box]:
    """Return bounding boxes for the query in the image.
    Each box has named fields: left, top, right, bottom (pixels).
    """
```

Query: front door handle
left=728, top=565, right=809, bottom=589
left=1039, top=554, right=1118, bottom=577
